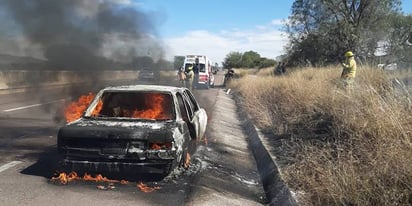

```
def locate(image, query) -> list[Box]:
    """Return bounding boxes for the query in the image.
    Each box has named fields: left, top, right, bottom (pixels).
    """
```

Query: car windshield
left=185, top=63, right=206, bottom=72
left=84, top=91, right=175, bottom=121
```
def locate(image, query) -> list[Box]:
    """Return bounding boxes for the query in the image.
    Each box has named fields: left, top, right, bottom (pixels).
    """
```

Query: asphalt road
left=0, top=72, right=267, bottom=206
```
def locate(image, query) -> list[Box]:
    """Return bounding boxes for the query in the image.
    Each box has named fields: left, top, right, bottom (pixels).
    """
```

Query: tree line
left=218, top=0, right=411, bottom=69
left=285, top=0, right=412, bottom=67
left=174, top=0, right=412, bottom=71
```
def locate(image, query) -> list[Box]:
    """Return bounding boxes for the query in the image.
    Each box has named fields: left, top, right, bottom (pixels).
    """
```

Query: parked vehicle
left=183, top=55, right=215, bottom=89
left=57, top=85, right=208, bottom=175
left=138, top=69, right=156, bottom=81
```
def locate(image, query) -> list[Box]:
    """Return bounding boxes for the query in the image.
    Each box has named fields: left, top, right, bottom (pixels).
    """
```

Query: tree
left=222, top=52, right=243, bottom=69
left=155, top=59, right=173, bottom=70
left=258, top=57, right=277, bottom=68
left=242, top=51, right=261, bottom=68
left=132, top=56, right=154, bottom=70
left=223, top=51, right=272, bottom=69
left=385, top=14, right=412, bottom=67
left=286, top=0, right=401, bottom=66
left=173, top=56, right=185, bottom=70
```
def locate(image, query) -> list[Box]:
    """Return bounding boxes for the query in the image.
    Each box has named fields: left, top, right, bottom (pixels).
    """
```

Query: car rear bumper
left=62, top=159, right=174, bottom=174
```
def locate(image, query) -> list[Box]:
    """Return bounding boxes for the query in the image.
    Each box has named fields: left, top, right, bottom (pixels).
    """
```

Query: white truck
left=183, top=55, right=215, bottom=89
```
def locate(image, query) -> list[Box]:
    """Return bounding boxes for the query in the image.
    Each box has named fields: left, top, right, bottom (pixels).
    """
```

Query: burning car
left=57, top=85, right=207, bottom=175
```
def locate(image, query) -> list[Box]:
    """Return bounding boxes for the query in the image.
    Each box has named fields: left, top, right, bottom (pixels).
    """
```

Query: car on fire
left=57, top=85, right=207, bottom=175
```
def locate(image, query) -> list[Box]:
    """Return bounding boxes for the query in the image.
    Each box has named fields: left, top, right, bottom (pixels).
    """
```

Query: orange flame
left=130, top=93, right=171, bottom=119
left=120, top=180, right=129, bottom=185
left=184, top=153, right=191, bottom=169
left=82, top=173, right=119, bottom=183
left=52, top=172, right=161, bottom=193
left=137, top=181, right=161, bottom=193
left=64, top=93, right=98, bottom=122
left=150, top=143, right=162, bottom=150
left=51, top=171, right=80, bottom=185
left=91, top=100, right=103, bottom=117
left=64, top=92, right=171, bottom=121
left=51, top=172, right=126, bottom=185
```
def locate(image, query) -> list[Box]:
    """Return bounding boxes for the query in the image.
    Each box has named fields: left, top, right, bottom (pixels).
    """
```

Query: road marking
left=0, top=161, right=22, bottom=173
left=2, top=99, right=65, bottom=112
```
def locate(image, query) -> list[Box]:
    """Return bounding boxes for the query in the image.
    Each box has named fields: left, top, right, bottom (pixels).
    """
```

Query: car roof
left=101, top=84, right=186, bottom=93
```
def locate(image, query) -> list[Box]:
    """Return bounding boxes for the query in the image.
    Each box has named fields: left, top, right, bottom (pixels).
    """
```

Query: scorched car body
left=57, top=85, right=207, bottom=174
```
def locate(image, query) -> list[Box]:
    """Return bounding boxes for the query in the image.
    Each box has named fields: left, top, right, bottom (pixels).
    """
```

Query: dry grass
left=231, top=66, right=412, bottom=205
left=392, top=68, right=412, bottom=79
left=228, top=68, right=258, bottom=78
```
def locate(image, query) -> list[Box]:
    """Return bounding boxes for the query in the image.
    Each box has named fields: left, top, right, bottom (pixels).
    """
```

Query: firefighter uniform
left=185, top=64, right=194, bottom=90
left=341, top=51, right=357, bottom=88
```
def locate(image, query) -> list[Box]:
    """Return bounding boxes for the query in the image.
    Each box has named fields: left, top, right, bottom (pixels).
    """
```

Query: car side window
left=176, top=93, right=191, bottom=121
left=199, top=64, right=206, bottom=72
left=183, top=90, right=199, bottom=112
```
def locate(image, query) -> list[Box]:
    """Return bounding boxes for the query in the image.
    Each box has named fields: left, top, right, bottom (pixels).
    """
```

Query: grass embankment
left=230, top=66, right=412, bottom=205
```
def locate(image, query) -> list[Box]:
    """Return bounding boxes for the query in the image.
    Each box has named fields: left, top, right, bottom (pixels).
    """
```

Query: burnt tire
left=163, top=161, right=175, bottom=175
left=163, top=148, right=188, bottom=175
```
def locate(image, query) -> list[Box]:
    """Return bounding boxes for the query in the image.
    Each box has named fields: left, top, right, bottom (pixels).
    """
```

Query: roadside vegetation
left=230, top=66, right=412, bottom=205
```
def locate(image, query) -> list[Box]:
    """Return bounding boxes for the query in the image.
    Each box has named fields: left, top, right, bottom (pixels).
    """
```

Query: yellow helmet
left=345, top=51, right=354, bottom=57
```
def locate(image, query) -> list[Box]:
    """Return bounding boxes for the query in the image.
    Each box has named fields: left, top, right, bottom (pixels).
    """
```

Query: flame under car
left=57, top=85, right=207, bottom=175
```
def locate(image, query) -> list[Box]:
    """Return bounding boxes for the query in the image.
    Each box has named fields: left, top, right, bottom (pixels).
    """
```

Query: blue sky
left=131, top=0, right=412, bottom=64
left=135, top=0, right=294, bottom=63
left=139, top=0, right=294, bottom=37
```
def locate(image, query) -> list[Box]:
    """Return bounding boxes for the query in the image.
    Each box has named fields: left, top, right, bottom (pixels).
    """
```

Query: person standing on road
left=340, top=51, right=357, bottom=91
left=177, top=66, right=186, bottom=87
left=185, top=63, right=194, bottom=90
left=192, top=58, right=201, bottom=89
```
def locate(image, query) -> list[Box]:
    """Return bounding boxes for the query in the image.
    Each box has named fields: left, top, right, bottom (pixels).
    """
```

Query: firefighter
left=177, top=66, right=186, bottom=87
left=223, top=69, right=235, bottom=86
left=192, top=58, right=200, bottom=89
left=184, top=63, right=194, bottom=90
left=274, top=62, right=282, bottom=76
left=340, top=51, right=357, bottom=90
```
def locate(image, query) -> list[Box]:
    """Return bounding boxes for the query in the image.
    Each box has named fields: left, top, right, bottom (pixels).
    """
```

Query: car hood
left=58, top=118, right=179, bottom=141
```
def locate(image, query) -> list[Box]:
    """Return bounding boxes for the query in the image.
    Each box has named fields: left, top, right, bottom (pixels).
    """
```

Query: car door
left=176, top=92, right=197, bottom=139
left=183, top=89, right=207, bottom=140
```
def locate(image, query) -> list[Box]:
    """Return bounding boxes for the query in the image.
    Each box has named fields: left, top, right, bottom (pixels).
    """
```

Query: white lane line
left=0, top=161, right=23, bottom=173
left=2, top=99, right=66, bottom=112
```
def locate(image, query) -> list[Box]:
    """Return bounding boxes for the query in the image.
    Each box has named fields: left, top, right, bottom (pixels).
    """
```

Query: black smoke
left=0, top=0, right=165, bottom=121
left=1, top=0, right=162, bottom=70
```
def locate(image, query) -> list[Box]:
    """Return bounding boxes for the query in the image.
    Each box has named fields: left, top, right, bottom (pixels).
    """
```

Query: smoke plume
left=0, top=0, right=166, bottom=120
left=1, top=0, right=163, bottom=69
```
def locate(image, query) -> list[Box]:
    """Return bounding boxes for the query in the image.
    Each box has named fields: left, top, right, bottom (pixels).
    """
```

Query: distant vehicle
left=385, top=63, right=398, bottom=71
left=57, top=85, right=208, bottom=175
left=212, top=69, right=218, bottom=75
left=183, top=55, right=215, bottom=89
left=138, top=69, right=155, bottom=81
